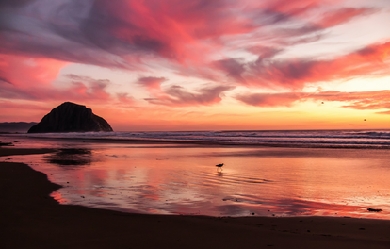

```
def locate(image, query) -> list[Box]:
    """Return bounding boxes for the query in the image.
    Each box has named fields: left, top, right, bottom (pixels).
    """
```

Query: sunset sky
left=1, top=0, right=390, bottom=131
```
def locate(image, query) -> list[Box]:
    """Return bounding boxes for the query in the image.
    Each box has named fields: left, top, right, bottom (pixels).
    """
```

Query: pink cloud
left=316, top=8, right=376, bottom=28
left=137, top=76, right=167, bottom=91
left=247, top=46, right=284, bottom=58
left=0, top=54, right=69, bottom=100
left=145, top=84, right=235, bottom=107
left=0, top=54, right=67, bottom=88
left=214, top=41, right=390, bottom=90
left=116, top=93, right=136, bottom=105
left=0, top=58, right=113, bottom=104
left=236, top=92, right=302, bottom=107
left=99, top=0, right=255, bottom=64
left=1, top=0, right=389, bottom=120
left=0, top=0, right=254, bottom=68
left=66, top=75, right=111, bottom=101
left=1, top=0, right=378, bottom=71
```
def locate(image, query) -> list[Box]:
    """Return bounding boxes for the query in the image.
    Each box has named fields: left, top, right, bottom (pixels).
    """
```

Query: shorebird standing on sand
left=216, top=163, right=224, bottom=172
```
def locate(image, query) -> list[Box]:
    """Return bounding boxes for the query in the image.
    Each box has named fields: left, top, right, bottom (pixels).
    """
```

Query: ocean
left=2, top=129, right=390, bottom=219
left=14, top=129, right=390, bottom=148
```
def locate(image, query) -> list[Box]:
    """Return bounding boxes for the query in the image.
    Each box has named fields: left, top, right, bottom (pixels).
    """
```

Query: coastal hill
left=0, top=122, right=37, bottom=133
left=27, top=102, right=113, bottom=133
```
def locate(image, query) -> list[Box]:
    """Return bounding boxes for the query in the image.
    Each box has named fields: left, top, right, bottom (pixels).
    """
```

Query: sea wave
left=8, top=129, right=390, bottom=149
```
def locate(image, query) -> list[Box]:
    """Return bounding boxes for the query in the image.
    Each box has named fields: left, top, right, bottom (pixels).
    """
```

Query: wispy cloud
left=0, top=0, right=380, bottom=71
left=116, top=92, right=136, bottom=105
left=0, top=69, right=113, bottom=104
left=316, top=8, right=377, bottom=28
left=145, top=84, right=235, bottom=107
left=237, top=90, right=390, bottom=113
left=313, top=90, right=390, bottom=110
left=0, top=54, right=67, bottom=87
left=137, top=76, right=167, bottom=91
left=1, top=0, right=390, bottom=127
left=236, top=92, right=303, bottom=107
left=215, top=41, right=390, bottom=89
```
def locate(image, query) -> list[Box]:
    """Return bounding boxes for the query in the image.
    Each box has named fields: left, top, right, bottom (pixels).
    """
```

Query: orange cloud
left=313, top=90, right=390, bottom=111
left=236, top=90, right=390, bottom=114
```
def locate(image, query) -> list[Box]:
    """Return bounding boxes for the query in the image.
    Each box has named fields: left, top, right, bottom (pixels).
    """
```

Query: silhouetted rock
left=367, top=208, right=382, bottom=212
left=27, top=102, right=113, bottom=133
left=0, top=141, right=13, bottom=146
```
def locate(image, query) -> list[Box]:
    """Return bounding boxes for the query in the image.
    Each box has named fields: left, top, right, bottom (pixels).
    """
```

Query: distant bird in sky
left=216, top=163, right=224, bottom=172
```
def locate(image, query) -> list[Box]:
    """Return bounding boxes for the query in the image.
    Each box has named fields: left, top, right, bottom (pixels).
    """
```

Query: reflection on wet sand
left=11, top=142, right=390, bottom=219
left=44, top=148, right=92, bottom=166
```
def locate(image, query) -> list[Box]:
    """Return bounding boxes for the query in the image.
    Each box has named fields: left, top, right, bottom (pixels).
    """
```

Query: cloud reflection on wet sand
left=9, top=141, right=390, bottom=219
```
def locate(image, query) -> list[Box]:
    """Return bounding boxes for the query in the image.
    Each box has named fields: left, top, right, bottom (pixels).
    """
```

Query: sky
left=1, top=0, right=390, bottom=131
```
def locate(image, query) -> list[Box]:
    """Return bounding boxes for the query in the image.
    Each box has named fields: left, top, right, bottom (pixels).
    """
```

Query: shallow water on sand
left=4, top=137, right=390, bottom=219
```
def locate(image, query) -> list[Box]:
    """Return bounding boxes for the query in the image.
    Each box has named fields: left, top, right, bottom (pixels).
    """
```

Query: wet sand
left=1, top=148, right=390, bottom=249
left=0, top=147, right=56, bottom=157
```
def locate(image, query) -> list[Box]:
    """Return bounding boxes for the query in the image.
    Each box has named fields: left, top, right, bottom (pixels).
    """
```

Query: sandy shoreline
left=1, top=148, right=390, bottom=248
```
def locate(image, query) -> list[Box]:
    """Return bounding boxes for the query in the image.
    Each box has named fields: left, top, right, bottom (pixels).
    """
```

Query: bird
left=216, top=163, right=224, bottom=172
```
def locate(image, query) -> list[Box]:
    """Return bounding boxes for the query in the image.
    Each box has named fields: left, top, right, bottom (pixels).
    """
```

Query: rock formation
left=27, top=102, right=113, bottom=133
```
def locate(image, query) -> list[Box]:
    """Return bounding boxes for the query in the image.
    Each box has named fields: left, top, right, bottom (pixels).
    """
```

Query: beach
left=3, top=0, right=390, bottom=247
left=1, top=145, right=390, bottom=249
left=3, top=133, right=390, bottom=219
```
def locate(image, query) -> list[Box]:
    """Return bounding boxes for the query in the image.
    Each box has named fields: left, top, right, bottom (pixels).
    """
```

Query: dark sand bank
left=0, top=147, right=56, bottom=157
left=1, top=149, right=390, bottom=249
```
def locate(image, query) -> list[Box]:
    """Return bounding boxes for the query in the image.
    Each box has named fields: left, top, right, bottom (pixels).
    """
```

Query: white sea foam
left=11, top=129, right=390, bottom=149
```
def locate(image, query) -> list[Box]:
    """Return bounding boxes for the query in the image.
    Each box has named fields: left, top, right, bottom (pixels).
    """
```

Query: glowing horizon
left=1, top=0, right=390, bottom=131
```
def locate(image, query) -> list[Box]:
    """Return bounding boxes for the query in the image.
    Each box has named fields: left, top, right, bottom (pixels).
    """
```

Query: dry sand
left=1, top=147, right=390, bottom=249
